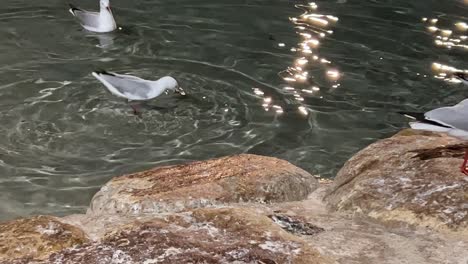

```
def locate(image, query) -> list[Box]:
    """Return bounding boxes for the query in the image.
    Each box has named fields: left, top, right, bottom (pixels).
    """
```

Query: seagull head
left=100, top=0, right=111, bottom=12
left=160, top=76, right=186, bottom=95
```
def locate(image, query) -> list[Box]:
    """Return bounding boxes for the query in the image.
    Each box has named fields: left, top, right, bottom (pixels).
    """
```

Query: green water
left=0, top=0, right=466, bottom=220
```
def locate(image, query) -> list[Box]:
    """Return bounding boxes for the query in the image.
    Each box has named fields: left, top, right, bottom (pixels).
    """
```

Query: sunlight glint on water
left=0, top=0, right=466, bottom=220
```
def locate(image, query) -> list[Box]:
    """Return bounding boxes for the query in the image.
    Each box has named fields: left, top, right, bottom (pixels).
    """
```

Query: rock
left=325, top=129, right=468, bottom=233
left=271, top=186, right=468, bottom=264
left=88, top=154, right=318, bottom=215
left=268, top=213, right=325, bottom=236
left=37, top=208, right=331, bottom=264
left=0, top=215, right=89, bottom=261
left=2, top=149, right=468, bottom=264
left=69, top=192, right=467, bottom=264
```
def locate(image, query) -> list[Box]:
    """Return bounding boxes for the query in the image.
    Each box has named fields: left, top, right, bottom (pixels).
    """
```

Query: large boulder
left=325, top=130, right=468, bottom=233
left=13, top=208, right=332, bottom=264
left=2, top=149, right=467, bottom=264
left=89, top=154, right=318, bottom=215
left=0, top=155, right=327, bottom=263
left=0, top=215, right=89, bottom=262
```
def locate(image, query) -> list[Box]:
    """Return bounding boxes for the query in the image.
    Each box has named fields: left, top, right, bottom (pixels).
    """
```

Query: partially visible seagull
left=69, top=0, right=116, bottom=33
left=454, top=72, right=468, bottom=86
left=400, top=98, right=468, bottom=175
left=92, top=70, right=185, bottom=114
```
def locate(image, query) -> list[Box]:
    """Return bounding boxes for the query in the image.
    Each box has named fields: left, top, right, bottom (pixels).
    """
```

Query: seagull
left=400, top=98, right=468, bottom=175
left=69, top=0, right=116, bottom=33
left=454, top=72, right=468, bottom=86
left=92, top=70, right=185, bottom=114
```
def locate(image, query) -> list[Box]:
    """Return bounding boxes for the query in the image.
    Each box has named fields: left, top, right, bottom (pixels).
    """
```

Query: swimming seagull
left=400, top=98, right=468, bottom=175
left=92, top=70, right=185, bottom=114
left=69, top=0, right=116, bottom=33
left=454, top=72, right=468, bottom=85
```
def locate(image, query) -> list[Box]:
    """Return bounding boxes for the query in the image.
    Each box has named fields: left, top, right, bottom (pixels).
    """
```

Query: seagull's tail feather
left=399, top=111, right=452, bottom=129
left=93, top=70, right=116, bottom=77
left=398, top=111, right=425, bottom=121
left=68, top=4, right=81, bottom=15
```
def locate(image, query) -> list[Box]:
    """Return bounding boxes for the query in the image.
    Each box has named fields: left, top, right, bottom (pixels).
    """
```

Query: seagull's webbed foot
left=460, top=167, right=468, bottom=176
left=129, top=103, right=142, bottom=117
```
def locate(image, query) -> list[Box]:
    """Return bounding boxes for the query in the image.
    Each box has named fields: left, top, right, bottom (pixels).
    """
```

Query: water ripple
left=0, top=0, right=466, bottom=220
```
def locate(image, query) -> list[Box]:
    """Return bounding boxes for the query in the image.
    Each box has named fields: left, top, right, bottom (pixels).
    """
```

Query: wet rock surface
left=89, top=154, right=318, bottom=215
left=1, top=149, right=468, bottom=263
left=9, top=208, right=331, bottom=264
left=0, top=216, right=89, bottom=262
left=268, top=212, right=325, bottom=236
left=325, top=129, right=468, bottom=233
left=272, top=186, right=468, bottom=264
left=0, top=154, right=326, bottom=264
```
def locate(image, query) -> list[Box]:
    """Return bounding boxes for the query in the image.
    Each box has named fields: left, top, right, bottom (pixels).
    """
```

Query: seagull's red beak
left=106, top=6, right=112, bottom=12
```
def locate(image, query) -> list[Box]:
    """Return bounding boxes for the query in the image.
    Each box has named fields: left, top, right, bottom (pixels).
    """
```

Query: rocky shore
left=0, top=129, right=467, bottom=263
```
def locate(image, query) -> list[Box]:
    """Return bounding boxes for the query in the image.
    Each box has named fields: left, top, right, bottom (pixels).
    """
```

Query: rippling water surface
left=0, top=0, right=466, bottom=220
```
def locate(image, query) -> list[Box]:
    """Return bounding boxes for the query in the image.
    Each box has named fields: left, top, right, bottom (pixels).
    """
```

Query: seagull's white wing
left=92, top=71, right=154, bottom=101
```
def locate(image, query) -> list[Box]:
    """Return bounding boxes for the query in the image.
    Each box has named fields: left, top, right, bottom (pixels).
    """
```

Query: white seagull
left=401, top=98, right=468, bottom=175
left=69, top=0, right=117, bottom=33
left=92, top=70, right=185, bottom=114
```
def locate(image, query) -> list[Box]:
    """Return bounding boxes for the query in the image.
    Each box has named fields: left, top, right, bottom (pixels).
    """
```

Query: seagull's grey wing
left=97, top=73, right=154, bottom=100
left=111, top=72, right=147, bottom=82
left=70, top=7, right=100, bottom=28
left=426, top=100, right=468, bottom=131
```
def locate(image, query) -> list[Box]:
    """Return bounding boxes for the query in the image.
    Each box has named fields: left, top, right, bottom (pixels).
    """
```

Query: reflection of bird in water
left=400, top=99, right=468, bottom=175
left=88, top=33, right=115, bottom=49
left=92, top=70, right=186, bottom=115
left=69, top=0, right=116, bottom=33
left=454, top=72, right=468, bottom=85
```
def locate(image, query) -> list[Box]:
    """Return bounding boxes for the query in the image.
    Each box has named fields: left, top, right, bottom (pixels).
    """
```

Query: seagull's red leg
left=460, top=149, right=468, bottom=175
left=129, top=103, right=142, bottom=117
left=130, top=104, right=138, bottom=115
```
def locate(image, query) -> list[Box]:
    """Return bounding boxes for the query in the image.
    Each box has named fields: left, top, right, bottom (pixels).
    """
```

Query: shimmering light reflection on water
left=423, top=16, right=468, bottom=50
left=432, top=62, right=467, bottom=84
left=0, top=0, right=467, bottom=220
left=421, top=15, right=468, bottom=85
left=275, top=2, right=341, bottom=116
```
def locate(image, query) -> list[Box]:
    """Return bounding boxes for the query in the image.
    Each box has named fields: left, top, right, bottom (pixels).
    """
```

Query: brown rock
left=0, top=215, right=89, bottom=262
left=44, top=208, right=332, bottom=264
left=325, top=129, right=468, bottom=233
left=267, top=213, right=325, bottom=236
left=88, top=154, right=318, bottom=215
left=272, top=186, right=468, bottom=264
